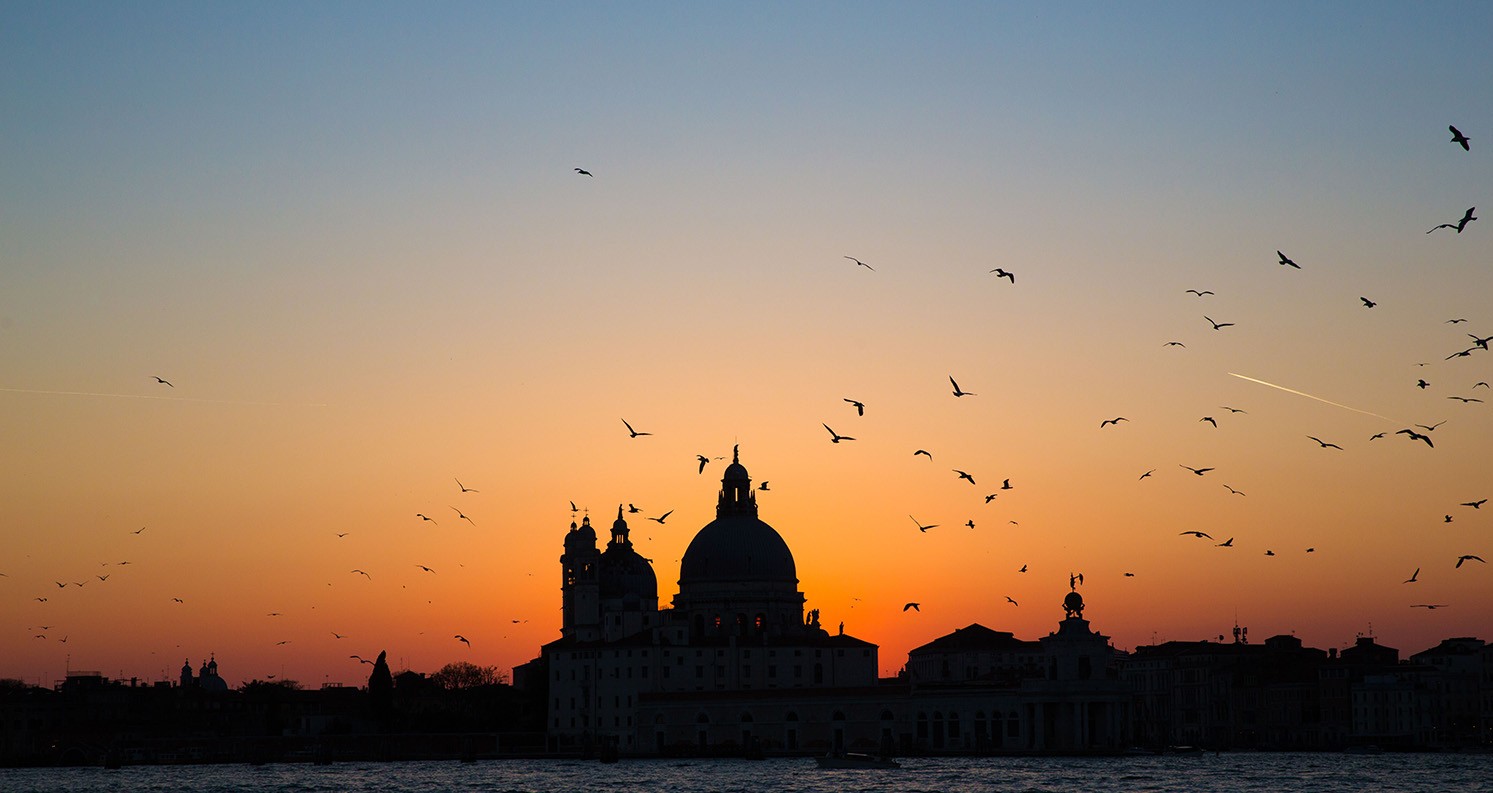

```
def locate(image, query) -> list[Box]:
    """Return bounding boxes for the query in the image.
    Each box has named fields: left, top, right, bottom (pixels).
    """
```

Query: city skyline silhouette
left=2, top=4, right=1490, bottom=690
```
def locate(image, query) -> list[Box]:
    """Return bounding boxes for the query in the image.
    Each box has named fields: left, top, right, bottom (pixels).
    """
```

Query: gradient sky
left=3, top=2, right=1491, bottom=687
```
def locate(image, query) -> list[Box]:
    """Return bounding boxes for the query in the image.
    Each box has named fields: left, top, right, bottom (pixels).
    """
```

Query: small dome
left=564, top=517, right=596, bottom=551
left=600, top=544, right=658, bottom=603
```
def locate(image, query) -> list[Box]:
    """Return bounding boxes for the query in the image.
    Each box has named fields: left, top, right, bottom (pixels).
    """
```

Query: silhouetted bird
left=1277, top=251, right=1300, bottom=268
left=1469, top=334, right=1493, bottom=350
left=1221, top=406, right=1247, bottom=414
left=1462, top=499, right=1487, bottom=509
left=914, top=449, right=932, bottom=459
left=1001, top=479, right=1012, bottom=490
left=1307, top=436, right=1342, bottom=449
left=352, top=569, right=371, bottom=580
left=1456, top=555, right=1485, bottom=568
left=1204, top=316, right=1234, bottom=330
left=351, top=654, right=373, bottom=665
left=954, top=469, right=976, bottom=485
left=452, top=507, right=475, bottom=525
left=1100, top=417, right=1128, bottom=427
left=1427, top=207, right=1477, bottom=233
left=1264, top=550, right=1275, bottom=556
left=965, top=519, right=976, bottom=529
left=1224, top=485, right=1245, bottom=496
left=1361, top=297, right=1376, bottom=308
left=456, top=479, right=478, bottom=493
left=1200, top=416, right=1217, bottom=427
left=1416, top=379, right=1430, bottom=389
left=455, top=634, right=471, bottom=646
left=910, top=515, right=938, bottom=533
left=1018, top=564, right=1027, bottom=573
left=985, top=493, right=999, bottom=502
left=844, top=398, right=865, bottom=415
left=1217, top=537, right=1234, bottom=547
left=417, top=513, right=437, bottom=524
left=647, top=510, right=673, bottom=524
left=416, top=565, right=435, bottom=573
left=1186, top=289, right=1213, bottom=297
left=1450, top=125, right=1470, bottom=150
left=989, top=268, right=1015, bottom=283
left=759, top=481, right=769, bottom=491
left=574, top=168, right=592, bottom=176
left=823, top=423, right=855, bottom=443
left=1180, top=465, right=1213, bottom=476
left=627, top=503, right=642, bottom=513
left=1448, top=396, right=1483, bottom=403
left=1404, top=568, right=1419, bottom=583
left=1180, top=531, right=1214, bottom=539
left=696, top=454, right=709, bottom=474
left=622, top=418, right=651, bottom=438
left=152, top=376, right=173, bottom=387
left=1417, top=420, right=1446, bottom=432
left=844, top=256, right=874, bottom=271
left=1005, top=596, right=1018, bottom=606
left=1164, top=341, right=1185, bottom=347
left=902, top=602, right=920, bottom=612
left=1447, top=318, right=1468, bottom=324
left=950, top=376, right=976, bottom=397
left=1411, top=604, right=1448, bottom=610
left=1397, top=428, right=1434, bottom=448
left=1139, top=469, right=1155, bottom=480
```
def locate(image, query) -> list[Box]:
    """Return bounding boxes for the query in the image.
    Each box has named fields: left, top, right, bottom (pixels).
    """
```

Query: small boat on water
left=814, top=752, right=901, bottom=769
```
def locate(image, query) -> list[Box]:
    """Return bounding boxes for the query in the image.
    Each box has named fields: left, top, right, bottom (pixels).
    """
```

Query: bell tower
left=560, top=516, right=601, bottom=641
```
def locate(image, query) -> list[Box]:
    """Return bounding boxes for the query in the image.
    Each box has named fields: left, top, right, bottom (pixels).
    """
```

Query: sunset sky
left=3, top=2, right=1491, bottom=687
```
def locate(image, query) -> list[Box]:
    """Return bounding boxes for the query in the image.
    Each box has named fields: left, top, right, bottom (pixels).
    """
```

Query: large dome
left=679, top=512, right=797, bottom=585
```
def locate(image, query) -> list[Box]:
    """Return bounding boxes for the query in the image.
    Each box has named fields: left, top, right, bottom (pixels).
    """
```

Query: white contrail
left=1226, top=373, right=1393, bottom=422
left=0, top=387, right=327, bottom=408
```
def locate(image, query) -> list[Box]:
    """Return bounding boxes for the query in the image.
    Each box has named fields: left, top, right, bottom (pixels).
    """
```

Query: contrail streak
left=0, top=387, right=327, bottom=408
left=1227, top=373, right=1393, bottom=422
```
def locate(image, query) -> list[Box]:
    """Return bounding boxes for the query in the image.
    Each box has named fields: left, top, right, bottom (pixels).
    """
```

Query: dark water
left=1, top=754, right=1490, bottom=793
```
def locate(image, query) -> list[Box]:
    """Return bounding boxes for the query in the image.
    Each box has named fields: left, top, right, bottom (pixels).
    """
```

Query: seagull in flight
left=823, top=423, right=855, bottom=443
left=1139, top=469, right=1155, bottom=480
left=1411, top=604, right=1449, bottom=610
left=1456, top=554, right=1485, bottom=568
left=902, top=602, right=920, bottom=612
left=910, top=515, right=938, bottom=533
left=989, top=268, right=1015, bottom=283
left=1204, top=316, right=1234, bottom=330
left=1450, top=125, right=1470, bottom=150
left=1427, top=207, right=1477, bottom=234
left=452, top=507, right=475, bottom=525
left=759, top=481, right=769, bottom=491
left=1180, top=465, right=1214, bottom=476
left=648, top=510, right=673, bottom=524
left=1277, top=251, right=1300, bottom=269
left=1307, top=436, right=1343, bottom=450
left=697, top=454, right=710, bottom=474
left=574, top=167, right=592, bottom=176
left=844, top=398, right=865, bottom=416
left=416, top=565, right=435, bottom=573
left=1416, top=420, right=1446, bottom=432
left=152, top=376, right=174, bottom=387
left=352, top=569, right=371, bottom=580
left=1360, top=297, right=1376, bottom=308
left=1224, top=485, right=1246, bottom=496
left=914, top=449, right=932, bottom=459
left=1447, top=396, right=1483, bottom=403
left=1416, top=379, right=1431, bottom=389
left=627, top=503, right=642, bottom=513
left=1001, top=478, right=1012, bottom=490
left=1180, top=531, right=1214, bottom=539
left=1100, top=417, right=1128, bottom=428
left=1462, top=499, right=1487, bottom=509
left=1396, top=429, right=1434, bottom=448
left=949, top=376, right=976, bottom=397
left=1200, top=416, right=1217, bottom=427
left=1185, top=289, right=1213, bottom=297
left=455, top=479, right=478, bottom=493
left=1005, top=596, right=1018, bottom=606
left=953, top=469, right=976, bottom=485
left=350, top=654, right=374, bottom=665
left=1221, top=406, right=1247, bottom=414
left=416, top=513, right=437, bottom=525
left=1404, top=568, right=1419, bottom=583
left=1163, top=341, right=1185, bottom=347
left=985, top=493, right=1000, bottom=502
left=1217, top=537, right=1234, bottom=547
left=622, top=418, right=651, bottom=438
left=455, top=634, right=471, bottom=646
left=844, top=256, right=874, bottom=271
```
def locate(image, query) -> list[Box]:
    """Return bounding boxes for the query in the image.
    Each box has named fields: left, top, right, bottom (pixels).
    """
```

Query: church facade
left=520, top=449, right=1130, bottom=755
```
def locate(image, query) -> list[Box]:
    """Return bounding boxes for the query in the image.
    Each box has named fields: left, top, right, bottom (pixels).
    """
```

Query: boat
left=814, top=752, right=901, bottom=769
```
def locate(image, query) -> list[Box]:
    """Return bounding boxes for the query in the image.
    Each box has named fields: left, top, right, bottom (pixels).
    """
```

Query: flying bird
left=989, top=268, right=1015, bottom=283
left=416, top=513, right=437, bottom=525
left=152, top=376, right=174, bottom=387
left=1416, top=379, right=1431, bottom=389
left=621, top=418, right=652, bottom=438
left=1277, top=251, right=1300, bottom=269
left=759, top=481, right=770, bottom=491
left=1018, top=564, right=1027, bottom=573
left=455, top=634, right=471, bottom=646
left=416, top=565, right=435, bottom=573
left=953, top=469, right=976, bottom=485
left=1163, top=341, right=1186, bottom=347
left=452, top=507, right=475, bottom=525
left=1180, top=531, right=1214, bottom=539
left=1221, top=406, right=1247, bottom=414
left=1200, top=416, right=1217, bottom=427
left=1180, top=465, right=1214, bottom=476
left=1223, top=485, right=1246, bottom=496
left=1001, top=479, right=1012, bottom=490
left=1450, top=125, right=1470, bottom=150
left=1427, top=207, right=1477, bottom=234
left=574, top=168, right=592, bottom=176
left=844, top=256, right=874, bottom=271
left=965, top=519, right=976, bottom=529
left=1447, top=318, right=1468, bottom=324
left=1456, top=555, right=1485, bottom=568
left=1185, top=289, right=1213, bottom=297
left=1360, top=297, right=1376, bottom=308
left=1396, top=429, right=1434, bottom=448
left=350, top=654, right=373, bottom=665
left=1462, top=500, right=1487, bottom=509
left=627, top=503, right=642, bottom=513
left=455, top=479, right=478, bottom=493
left=985, top=493, right=999, bottom=502
left=1139, top=469, right=1155, bottom=480
left=1204, top=316, right=1234, bottom=330
left=132, top=526, right=146, bottom=535
left=352, top=569, right=371, bottom=580
left=1216, top=537, right=1234, bottom=547
left=697, top=454, right=710, bottom=474
left=910, top=515, right=938, bottom=533
left=1005, top=596, right=1018, bottom=606
left=1404, top=568, right=1419, bottom=584
left=647, top=510, right=673, bottom=524
left=914, top=449, right=932, bottom=459
left=1307, top=436, right=1343, bottom=450
left=902, top=602, right=921, bottom=612
left=1264, top=550, right=1275, bottom=557
left=844, top=398, right=865, bottom=416
left=949, top=376, right=976, bottom=397
left=1411, top=604, right=1449, bottom=610
left=1448, top=396, right=1483, bottom=403
left=1416, top=420, right=1446, bottom=432
left=823, top=423, right=855, bottom=443
left=1100, top=417, right=1128, bottom=427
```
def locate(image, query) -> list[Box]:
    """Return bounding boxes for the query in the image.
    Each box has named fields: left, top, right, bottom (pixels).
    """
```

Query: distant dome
left=564, top=517, right=596, bottom=551
left=600, top=544, right=658, bottom=602
left=679, top=512, right=797, bottom=585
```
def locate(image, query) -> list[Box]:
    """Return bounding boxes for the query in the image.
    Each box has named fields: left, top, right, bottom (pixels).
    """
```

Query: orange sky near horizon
left=3, top=3, right=1491, bottom=687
